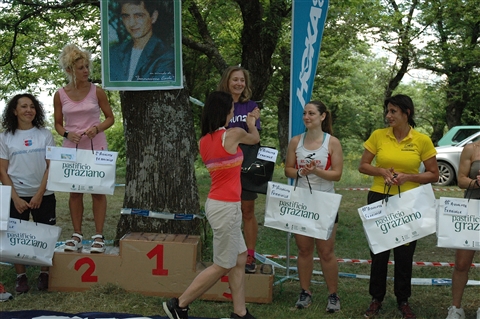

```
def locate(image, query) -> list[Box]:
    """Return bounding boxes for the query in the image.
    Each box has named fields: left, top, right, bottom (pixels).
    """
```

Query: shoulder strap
left=297, top=133, right=306, bottom=148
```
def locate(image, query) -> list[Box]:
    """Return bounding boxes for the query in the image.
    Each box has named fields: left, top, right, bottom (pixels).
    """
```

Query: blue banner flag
left=289, top=0, right=329, bottom=139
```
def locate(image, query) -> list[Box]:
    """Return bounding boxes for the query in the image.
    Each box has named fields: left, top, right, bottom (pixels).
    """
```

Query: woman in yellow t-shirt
left=358, top=94, right=439, bottom=319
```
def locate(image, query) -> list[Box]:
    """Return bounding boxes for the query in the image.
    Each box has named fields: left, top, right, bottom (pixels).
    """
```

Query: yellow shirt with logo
left=364, top=127, right=437, bottom=194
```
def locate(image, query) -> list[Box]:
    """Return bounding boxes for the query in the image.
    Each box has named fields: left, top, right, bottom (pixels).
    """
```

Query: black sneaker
left=163, top=298, right=189, bottom=319
left=37, top=273, right=49, bottom=291
left=245, top=255, right=256, bottom=273
left=231, top=308, right=256, bottom=319
left=15, top=274, right=29, bottom=294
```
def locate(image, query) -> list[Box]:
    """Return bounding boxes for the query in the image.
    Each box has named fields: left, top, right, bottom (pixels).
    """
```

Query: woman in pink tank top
left=53, top=44, right=114, bottom=254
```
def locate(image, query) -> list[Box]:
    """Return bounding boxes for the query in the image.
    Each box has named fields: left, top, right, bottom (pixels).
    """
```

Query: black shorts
left=9, top=194, right=56, bottom=225
left=241, top=189, right=258, bottom=201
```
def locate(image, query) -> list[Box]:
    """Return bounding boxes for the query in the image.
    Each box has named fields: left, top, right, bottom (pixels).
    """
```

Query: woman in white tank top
left=284, top=100, right=344, bottom=313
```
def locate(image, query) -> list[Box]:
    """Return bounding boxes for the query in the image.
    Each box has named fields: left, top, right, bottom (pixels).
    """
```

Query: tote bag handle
left=75, top=138, right=94, bottom=154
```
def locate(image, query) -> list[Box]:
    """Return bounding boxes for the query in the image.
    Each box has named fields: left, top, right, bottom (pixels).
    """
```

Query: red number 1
left=146, top=244, right=169, bottom=276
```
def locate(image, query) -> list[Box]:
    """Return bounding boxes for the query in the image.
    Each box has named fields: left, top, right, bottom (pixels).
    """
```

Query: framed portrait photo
left=101, top=0, right=183, bottom=90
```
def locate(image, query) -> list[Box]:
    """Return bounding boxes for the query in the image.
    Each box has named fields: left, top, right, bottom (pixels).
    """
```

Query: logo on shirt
left=230, top=114, right=247, bottom=124
left=24, top=139, right=33, bottom=147
left=401, top=143, right=415, bottom=152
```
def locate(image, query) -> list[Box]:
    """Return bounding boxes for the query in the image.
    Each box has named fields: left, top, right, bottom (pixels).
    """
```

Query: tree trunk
left=276, top=45, right=292, bottom=163
left=445, top=72, right=470, bottom=129
left=115, top=89, right=201, bottom=242
left=236, top=0, right=288, bottom=100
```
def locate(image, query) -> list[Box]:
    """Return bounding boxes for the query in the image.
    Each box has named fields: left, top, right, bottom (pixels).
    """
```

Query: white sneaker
left=446, top=306, right=465, bottom=319
left=476, top=307, right=480, bottom=319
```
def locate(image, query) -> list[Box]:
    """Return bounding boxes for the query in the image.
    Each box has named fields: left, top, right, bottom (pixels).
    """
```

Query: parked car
left=436, top=125, right=480, bottom=146
left=435, top=131, right=480, bottom=186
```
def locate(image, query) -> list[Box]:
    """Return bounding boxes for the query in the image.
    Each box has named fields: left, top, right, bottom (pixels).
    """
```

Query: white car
left=435, top=131, right=480, bottom=186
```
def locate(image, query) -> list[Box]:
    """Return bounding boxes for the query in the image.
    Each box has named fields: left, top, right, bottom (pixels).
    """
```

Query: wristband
left=94, top=126, right=99, bottom=134
left=63, top=131, right=69, bottom=138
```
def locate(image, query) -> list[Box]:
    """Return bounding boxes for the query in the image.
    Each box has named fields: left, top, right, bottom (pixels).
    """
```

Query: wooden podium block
left=194, top=262, right=274, bottom=304
left=48, top=232, right=273, bottom=303
left=49, top=246, right=122, bottom=291
left=120, top=233, right=200, bottom=272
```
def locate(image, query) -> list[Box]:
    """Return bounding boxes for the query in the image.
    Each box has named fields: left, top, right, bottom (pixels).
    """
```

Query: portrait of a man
left=101, top=0, right=182, bottom=90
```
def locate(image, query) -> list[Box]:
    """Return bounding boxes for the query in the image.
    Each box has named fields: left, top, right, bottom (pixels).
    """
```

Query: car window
left=452, top=129, right=480, bottom=143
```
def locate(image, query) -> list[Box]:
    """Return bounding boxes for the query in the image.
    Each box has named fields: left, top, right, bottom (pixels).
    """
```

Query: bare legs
left=68, top=192, right=106, bottom=247
left=69, top=192, right=84, bottom=234
left=14, top=265, right=48, bottom=274
left=295, top=224, right=338, bottom=294
left=178, top=251, right=249, bottom=316
left=91, top=194, right=106, bottom=233
left=451, top=249, right=476, bottom=308
left=241, top=199, right=257, bottom=252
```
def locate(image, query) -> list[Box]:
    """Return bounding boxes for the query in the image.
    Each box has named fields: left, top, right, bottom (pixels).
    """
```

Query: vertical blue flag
left=289, top=0, right=329, bottom=139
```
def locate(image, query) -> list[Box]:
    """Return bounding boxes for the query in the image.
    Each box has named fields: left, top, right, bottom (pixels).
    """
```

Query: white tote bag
left=357, top=184, right=437, bottom=254
left=437, top=197, right=480, bottom=250
left=0, top=185, right=12, bottom=231
left=0, top=218, right=62, bottom=266
left=264, top=181, right=342, bottom=240
left=47, top=146, right=118, bottom=195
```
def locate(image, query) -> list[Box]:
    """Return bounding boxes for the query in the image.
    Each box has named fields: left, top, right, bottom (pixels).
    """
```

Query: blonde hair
left=217, top=66, right=252, bottom=103
left=58, top=44, right=92, bottom=88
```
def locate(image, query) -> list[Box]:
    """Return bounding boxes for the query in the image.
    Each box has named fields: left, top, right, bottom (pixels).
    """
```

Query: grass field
left=1, top=163, right=479, bottom=319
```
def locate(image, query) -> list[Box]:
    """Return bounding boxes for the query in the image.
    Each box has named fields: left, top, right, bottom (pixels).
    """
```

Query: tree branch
left=183, top=0, right=228, bottom=73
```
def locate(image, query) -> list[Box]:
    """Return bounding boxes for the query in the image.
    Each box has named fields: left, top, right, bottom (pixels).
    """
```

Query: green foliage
left=313, top=48, right=388, bottom=154
left=105, top=121, right=125, bottom=166
left=0, top=1, right=102, bottom=98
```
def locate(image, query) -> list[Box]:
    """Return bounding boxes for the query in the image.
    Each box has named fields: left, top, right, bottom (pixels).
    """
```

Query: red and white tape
left=334, top=187, right=463, bottom=192
left=261, top=254, right=480, bottom=268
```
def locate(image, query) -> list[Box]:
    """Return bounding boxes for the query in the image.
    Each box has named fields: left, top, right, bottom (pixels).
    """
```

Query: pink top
left=200, top=129, right=243, bottom=202
left=58, top=83, right=107, bottom=150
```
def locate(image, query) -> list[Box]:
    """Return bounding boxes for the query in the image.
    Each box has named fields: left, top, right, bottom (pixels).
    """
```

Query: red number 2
left=74, top=257, right=98, bottom=282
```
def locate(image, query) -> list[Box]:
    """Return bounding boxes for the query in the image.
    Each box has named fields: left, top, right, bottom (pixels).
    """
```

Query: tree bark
left=115, top=89, right=201, bottom=242
left=445, top=75, right=469, bottom=129
left=236, top=0, right=288, bottom=100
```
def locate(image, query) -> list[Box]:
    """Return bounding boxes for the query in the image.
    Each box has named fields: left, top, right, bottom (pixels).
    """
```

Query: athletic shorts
left=9, top=194, right=56, bottom=225
left=241, top=189, right=258, bottom=201
left=205, top=198, right=247, bottom=269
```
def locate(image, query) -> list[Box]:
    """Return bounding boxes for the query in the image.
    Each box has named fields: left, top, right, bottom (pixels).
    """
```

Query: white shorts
left=205, top=198, right=247, bottom=269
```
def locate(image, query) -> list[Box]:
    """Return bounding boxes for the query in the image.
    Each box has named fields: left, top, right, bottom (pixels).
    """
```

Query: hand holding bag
left=264, top=180, right=342, bottom=240
left=47, top=143, right=118, bottom=195
left=357, top=184, right=437, bottom=254
left=239, top=143, right=275, bottom=194
left=437, top=181, right=480, bottom=250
